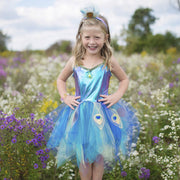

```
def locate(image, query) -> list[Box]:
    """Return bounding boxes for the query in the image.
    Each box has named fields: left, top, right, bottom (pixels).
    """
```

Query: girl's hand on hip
left=63, top=95, right=81, bottom=110
left=98, top=94, right=119, bottom=108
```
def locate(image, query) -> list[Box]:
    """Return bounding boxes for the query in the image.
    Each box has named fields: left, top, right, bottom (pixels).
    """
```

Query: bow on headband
left=80, top=5, right=108, bottom=30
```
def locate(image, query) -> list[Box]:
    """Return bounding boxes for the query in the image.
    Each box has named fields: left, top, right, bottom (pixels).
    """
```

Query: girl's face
left=81, top=25, right=107, bottom=56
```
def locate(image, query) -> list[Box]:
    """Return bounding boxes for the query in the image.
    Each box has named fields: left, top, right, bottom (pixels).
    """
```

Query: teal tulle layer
left=43, top=99, right=140, bottom=168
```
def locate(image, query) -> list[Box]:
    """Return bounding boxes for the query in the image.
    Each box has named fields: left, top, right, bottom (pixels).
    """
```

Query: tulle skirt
left=43, top=99, right=140, bottom=169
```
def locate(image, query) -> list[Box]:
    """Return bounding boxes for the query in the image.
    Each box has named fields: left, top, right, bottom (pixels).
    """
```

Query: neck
left=84, top=53, right=102, bottom=61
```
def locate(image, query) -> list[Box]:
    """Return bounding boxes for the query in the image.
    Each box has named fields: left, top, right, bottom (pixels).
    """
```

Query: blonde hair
left=72, top=15, right=112, bottom=69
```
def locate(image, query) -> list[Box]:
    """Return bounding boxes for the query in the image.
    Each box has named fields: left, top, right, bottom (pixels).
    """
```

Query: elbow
left=127, top=77, right=129, bottom=86
left=57, top=77, right=60, bottom=85
left=126, top=78, right=129, bottom=88
left=57, top=76, right=62, bottom=87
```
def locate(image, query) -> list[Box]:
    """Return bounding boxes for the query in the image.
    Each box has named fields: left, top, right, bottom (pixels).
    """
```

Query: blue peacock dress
left=43, top=62, right=140, bottom=169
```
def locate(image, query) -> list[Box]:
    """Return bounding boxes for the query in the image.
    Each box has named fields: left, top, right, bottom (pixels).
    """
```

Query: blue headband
left=95, top=17, right=108, bottom=29
left=83, top=16, right=108, bottom=30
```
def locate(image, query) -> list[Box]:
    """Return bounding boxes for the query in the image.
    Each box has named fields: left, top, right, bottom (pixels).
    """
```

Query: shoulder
left=109, top=56, right=128, bottom=81
left=68, top=56, right=75, bottom=67
left=64, top=56, right=75, bottom=70
left=58, top=56, right=75, bottom=81
left=109, top=56, right=121, bottom=73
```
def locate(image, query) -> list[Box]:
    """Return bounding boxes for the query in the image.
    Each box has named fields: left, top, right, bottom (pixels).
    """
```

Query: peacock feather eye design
left=94, top=114, right=103, bottom=124
left=111, top=113, right=123, bottom=128
left=94, top=114, right=104, bottom=129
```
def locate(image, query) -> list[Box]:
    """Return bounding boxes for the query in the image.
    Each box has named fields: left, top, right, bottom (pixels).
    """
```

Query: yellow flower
left=39, top=98, right=57, bottom=113
left=68, top=87, right=75, bottom=95
left=0, top=50, right=14, bottom=57
left=53, top=101, right=58, bottom=108
left=166, top=47, right=177, bottom=55
left=146, top=62, right=159, bottom=72
left=141, top=50, right=147, bottom=57
left=53, top=80, right=57, bottom=90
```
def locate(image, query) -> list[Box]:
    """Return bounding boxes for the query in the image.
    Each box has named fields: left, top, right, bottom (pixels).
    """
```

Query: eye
left=95, top=36, right=100, bottom=39
left=85, top=36, right=90, bottom=39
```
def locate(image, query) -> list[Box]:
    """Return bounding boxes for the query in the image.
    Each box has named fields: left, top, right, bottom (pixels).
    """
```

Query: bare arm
left=99, top=56, right=129, bottom=108
left=57, top=56, right=80, bottom=109
left=110, top=56, right=129, bottom=99
left=57, top=56, right=74, bottom=98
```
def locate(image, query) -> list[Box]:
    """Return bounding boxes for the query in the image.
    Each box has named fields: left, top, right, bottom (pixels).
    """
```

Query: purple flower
left=121, top=171, right=127, bottom=177
left=167, top=99, right=172, bottom=104
left=31, top=128, right=36, bottom=133
left=37, top=149, right=44, bottom=155
left=31, top=113, right=35, bottom=120
left=34, top=163, right=38, bottom=169
left=37, top=133, right=43, bottom=138
left=45, top=154, right=49, bottom=160
left=40, top=156, right=45, bottom=162
left=39, top=92, right=44, bottom=97
left=138, top=91, right=143, bottom=96
left=8, top=125, right=13, bottom=130
left=32, top=138, right=37, bottom=143
left=150, top=104, right=155, bottom=108
left=0, top=125, right=5, bottom=130
left=34, top=132, right=38, bottom=136
left=139, top=167, right=150, bottom=179
left=4, top=121, right=9, bottom=125
left=37, top=136, right=44, bottom=142
left=42, top=163, right=46, bottom=168
left=36, top=92, right=44, bottom=101
left=26, top=140, right=31, bottom=144
left=18, top=125, right=23, bottom=130
left=177, top=58, right=180, bottom=64
left=32, top=138, right=38, bottom=146
left=0, top=68, right=7, bottom=78
left=152, top=136, right=160, bottom=144
left=7, top=117, right=14, bottom=123
left=38, top=143, right=42, bottom=147
left=38, top=119, right=45, bottom=126
left=45, top=148, right=50, bottom=153
left=11, top=138, right=17, bottom=143
left=169, top=82, right=174, bottom=88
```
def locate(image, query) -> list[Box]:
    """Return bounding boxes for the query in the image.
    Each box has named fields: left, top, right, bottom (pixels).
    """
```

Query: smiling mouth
left=88, top=46, right=97, bottom=50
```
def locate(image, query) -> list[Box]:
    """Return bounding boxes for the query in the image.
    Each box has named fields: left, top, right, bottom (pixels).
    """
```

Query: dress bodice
left=73, top=63, right=112, bottom=102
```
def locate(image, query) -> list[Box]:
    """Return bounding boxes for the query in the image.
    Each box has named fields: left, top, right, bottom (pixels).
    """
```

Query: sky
left=0, top=0, right=180, bottom=51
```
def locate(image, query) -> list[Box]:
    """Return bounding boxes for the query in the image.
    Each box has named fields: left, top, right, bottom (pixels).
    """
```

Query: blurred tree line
left=113, top=7, right=180, bottom=54
left=0, top=31, right=10, bottom=52
left=45, top=40, right=72, bottom=56
left=0, top=7, right=180, bottom=55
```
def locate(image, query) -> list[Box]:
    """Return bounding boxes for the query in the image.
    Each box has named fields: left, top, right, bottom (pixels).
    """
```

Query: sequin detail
left=87, top=71, right=92, bottom=78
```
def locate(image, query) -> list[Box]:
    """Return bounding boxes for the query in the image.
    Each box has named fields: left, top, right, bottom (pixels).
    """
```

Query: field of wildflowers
left=0, top=50, right=179, bottom=179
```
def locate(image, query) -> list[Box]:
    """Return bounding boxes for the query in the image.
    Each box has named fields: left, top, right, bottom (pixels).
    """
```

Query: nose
left=89, top=38, right=95, bottom=44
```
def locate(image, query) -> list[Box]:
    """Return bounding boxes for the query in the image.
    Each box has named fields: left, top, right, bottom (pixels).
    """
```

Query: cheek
left=82, top=38, right=87, bottom=44
left=99, top=39, right=106, bottom=45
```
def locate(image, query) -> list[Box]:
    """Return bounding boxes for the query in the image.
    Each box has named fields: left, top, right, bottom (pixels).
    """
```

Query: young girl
left=44, top=6, right=140, bottom=180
